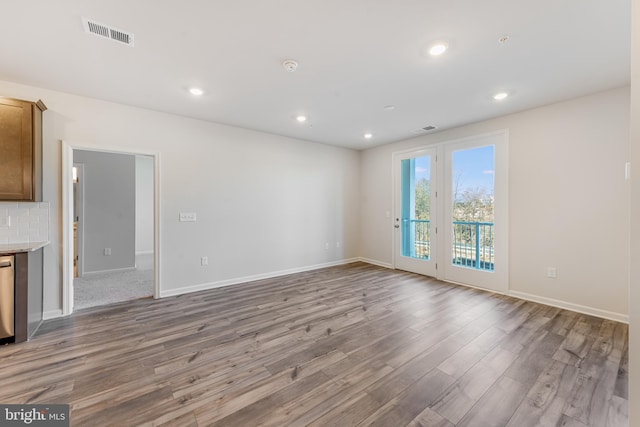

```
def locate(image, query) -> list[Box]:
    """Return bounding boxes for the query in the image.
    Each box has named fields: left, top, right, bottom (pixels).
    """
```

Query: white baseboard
left=43, top=309, right=64, bottom=320
left=358, top=257, right=393, bottom=269
left=508, top=290, right=628, bottom=324
left=82, top=266, right=136, bottom=276
left=159, top=258, right=361, bottom=298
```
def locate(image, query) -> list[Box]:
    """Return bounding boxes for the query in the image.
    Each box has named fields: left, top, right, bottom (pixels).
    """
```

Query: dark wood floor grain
left=0, top=262, right=628, bottom=426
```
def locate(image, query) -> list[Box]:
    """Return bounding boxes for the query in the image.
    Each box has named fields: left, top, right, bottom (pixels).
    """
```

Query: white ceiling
left=0, top=0, right=630, bottom=149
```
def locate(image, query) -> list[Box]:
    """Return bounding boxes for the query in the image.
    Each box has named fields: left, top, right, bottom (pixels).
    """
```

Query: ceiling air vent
left=412, top=125, right=438, bottom=134
left=82, top=17, right=135, bottom=47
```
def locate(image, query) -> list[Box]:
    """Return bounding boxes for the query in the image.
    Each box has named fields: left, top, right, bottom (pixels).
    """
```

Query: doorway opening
left=62, top=143, right=160, bottom=316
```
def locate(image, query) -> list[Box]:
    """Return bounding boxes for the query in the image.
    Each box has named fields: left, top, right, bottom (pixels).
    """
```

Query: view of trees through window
left=412, top=146, right=494, bottom=223
left=452, top=145, right=494, bottom=223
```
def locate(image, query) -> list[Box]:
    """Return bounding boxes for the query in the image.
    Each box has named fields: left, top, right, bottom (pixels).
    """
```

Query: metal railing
left=401, top=219, right=494, bottom=271
left=401, top=219, right=430, bottom=259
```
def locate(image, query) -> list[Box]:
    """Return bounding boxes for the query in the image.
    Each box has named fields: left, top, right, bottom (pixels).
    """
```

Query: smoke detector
left=282, top=60, right=298, bottom=72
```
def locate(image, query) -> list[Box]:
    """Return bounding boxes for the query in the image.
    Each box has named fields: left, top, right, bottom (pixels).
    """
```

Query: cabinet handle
left=0, top=262, right=11, bottom=268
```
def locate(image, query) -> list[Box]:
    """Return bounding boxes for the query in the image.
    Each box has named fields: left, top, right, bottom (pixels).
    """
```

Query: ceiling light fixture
left=428, top=42, right=449, bottom=56
left=493, top=92, right=508, bottom=101
left=364, top=133, right=373, bottom=139
left=296, top=115, right=307, bottom=123
left=383, top=105, right=395, bottom=111
left=189, top=87, right=204, bottom=96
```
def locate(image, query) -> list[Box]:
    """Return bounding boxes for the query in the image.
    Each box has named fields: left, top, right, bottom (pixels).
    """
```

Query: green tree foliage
left=453, top=186, right=494, bottom=222
left=414, top=178, right=430, bottom=220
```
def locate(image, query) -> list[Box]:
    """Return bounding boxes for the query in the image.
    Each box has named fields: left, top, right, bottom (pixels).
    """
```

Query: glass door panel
left=450, top=145, right=495, bottom=271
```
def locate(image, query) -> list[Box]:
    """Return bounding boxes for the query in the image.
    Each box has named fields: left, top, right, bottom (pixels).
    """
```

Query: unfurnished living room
left=0, top=1, right=638, bottom=426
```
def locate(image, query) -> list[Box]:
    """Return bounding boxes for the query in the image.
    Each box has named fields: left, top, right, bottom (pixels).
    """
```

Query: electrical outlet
left=179, top=212, right=197, bottom=222
left=104, top=248, right=112, bottom=256
left=547, top=267, right=557, bottom=278
left=0, top=216, right=9, bottom=227
left=201, top=256, right=208, bottom=266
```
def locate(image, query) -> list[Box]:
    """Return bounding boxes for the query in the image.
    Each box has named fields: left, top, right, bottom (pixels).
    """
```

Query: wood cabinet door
left=0, top=98, right=33, bottom=200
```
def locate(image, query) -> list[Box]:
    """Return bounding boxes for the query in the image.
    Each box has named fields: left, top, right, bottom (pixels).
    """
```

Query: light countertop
left=0, top=241, right=49, bottom=254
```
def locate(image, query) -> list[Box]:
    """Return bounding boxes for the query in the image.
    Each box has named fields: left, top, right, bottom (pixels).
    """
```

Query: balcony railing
left=452, top=221, right=494, bottom=271
left=401, top=219, right=494, bottom=271
left=401, top=219, right=431, bottom=259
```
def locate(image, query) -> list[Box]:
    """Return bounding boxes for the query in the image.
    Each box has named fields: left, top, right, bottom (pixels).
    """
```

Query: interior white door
left=393, top=148, right=437, bottom=277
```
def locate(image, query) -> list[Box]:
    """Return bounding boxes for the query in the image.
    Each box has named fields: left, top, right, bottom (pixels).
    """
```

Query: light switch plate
left=179, top=212, right=197, bottom=222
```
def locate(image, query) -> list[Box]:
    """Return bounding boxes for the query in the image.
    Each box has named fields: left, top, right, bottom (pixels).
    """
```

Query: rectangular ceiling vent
left=82, top=17, right=135, bottom=47
left=412, top=125, right=438, bottom=134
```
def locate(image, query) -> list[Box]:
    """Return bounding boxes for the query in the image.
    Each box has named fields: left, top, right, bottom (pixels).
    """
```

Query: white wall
left=135, top=155, right=154, bottom=255
left=74, top=150, right=136, bottom=273
left=0, top=79, right=360, bottom=316
left=360, top=86, right=630, bottom=319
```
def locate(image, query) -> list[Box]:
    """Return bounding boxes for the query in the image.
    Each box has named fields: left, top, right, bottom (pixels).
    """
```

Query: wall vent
left=82, top=17, right=135, bottom=47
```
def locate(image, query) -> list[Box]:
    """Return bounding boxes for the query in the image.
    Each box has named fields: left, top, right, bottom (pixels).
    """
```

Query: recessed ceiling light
left=296, top=115, right=307, bottom=123
left=493, top=92, right=508, bottom=101
left=383, top=105, right=396, bottom=111
left=429, top=42, right=449, bottom=56
left=189, top=87, right=204, bottom=96
left=364, top=133, right=373, bottom=139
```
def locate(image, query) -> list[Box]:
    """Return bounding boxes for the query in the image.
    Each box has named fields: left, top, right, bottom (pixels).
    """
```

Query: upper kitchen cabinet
left=0, top=97, right=46, bottom=201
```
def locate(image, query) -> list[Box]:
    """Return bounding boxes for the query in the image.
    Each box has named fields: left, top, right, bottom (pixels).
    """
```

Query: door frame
left=392, top=147, right=438, bottom=277
left=62, top=141, right=162, bottom=316
left=442, top=131, right=509, bottom=293
left=73, top=163, right=85, bottom=277
left=392, top=129, right=509, bottom=292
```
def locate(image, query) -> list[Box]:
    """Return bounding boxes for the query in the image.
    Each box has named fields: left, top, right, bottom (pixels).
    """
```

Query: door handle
left=394, top=225, right=400, bottom=229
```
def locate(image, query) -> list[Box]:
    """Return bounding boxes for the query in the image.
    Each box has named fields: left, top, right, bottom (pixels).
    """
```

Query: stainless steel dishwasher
left=0, top=255, right=14, bottom=340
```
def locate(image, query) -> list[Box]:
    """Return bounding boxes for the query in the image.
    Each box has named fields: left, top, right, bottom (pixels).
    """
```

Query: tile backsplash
left=0, top=202, right=50, bottom=245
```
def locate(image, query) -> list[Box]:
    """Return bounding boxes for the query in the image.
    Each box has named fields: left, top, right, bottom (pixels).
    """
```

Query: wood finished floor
left=1, top=262, right=628, bottom=426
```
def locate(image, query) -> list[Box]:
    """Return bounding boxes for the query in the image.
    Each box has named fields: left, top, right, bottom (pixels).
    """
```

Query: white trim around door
left=62, top=141, right=161, bottom=316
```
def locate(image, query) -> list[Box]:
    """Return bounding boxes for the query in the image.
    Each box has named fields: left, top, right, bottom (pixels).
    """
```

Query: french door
left=393, top=131, right=508, bottom=293
left=393, top=148, right=438, bottom=277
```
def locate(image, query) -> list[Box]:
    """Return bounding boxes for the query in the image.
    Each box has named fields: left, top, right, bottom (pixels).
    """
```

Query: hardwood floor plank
left=360, top=369, right=455, bottom=427
left=506, top=360, right=579, bottom=427
left=456, top=376, right=528, bottom=427
left=563, top=320, right=628, bottom=426
left=406, top=407, right=455, bottom=427
left=606, top=395, right=629, bottom=427
left=614, top=338, right=629, bottom=400
left=430, top=347, right=519, bottom=424
left=0, top=262, right=626, bottom=426
left=503, top=328, right=565, bottom=387
left=437, top=326, right=506, bottom=379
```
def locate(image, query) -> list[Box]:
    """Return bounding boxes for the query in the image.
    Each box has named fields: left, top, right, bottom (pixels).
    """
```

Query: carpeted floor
left=74, top=253, right=154, bottom=311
